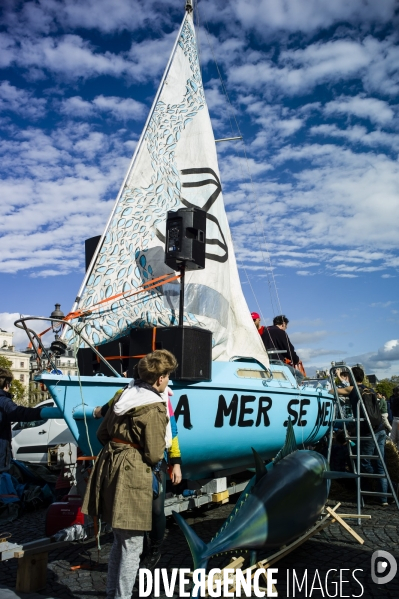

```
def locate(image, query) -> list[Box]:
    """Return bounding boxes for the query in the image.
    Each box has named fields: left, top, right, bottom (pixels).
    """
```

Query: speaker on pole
left=165, top=207, right=206, bottom=271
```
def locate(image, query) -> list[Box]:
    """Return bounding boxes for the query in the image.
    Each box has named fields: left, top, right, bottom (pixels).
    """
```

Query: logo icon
left=371, top=550, right=397, bottom=585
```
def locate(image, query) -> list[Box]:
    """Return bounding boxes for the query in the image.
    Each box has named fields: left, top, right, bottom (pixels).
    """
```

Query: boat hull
left=38, top=361, right=333, bottom=479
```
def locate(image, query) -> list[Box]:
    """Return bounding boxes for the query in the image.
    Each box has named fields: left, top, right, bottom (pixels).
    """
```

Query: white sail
left=66, top=11, right=268, bottom=366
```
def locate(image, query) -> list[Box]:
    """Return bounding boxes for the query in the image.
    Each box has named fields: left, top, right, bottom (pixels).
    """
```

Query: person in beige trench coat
left=82, top=350, right=177, bottom=599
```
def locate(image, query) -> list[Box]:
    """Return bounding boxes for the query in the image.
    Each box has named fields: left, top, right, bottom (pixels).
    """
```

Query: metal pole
left=179, top=264, right=186, bottom=327
left=215, top=136, right=243, bottom=143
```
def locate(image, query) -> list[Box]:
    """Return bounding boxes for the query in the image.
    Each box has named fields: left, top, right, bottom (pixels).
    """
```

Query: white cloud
left=228, top=35, right=399, bottom=99
left=226, top=0, right=397, bottom=34
left=290, top=330, right=329, bottom=344
left=0, top=313, right=31, bottom=349
left=324, top=95, right=394, bottom=125
left=310, top=123, right=399, bottom=151
left=0, top=81, right=46, bottom=118
left=0, top=122, right=132, bottom=274
left=61, top=95, right=146, bottom=121
left=2, top=0, right=178, bottom=36
left=2, top=27, right=178, bottom=84
left=370, top=301, right=394, bottom=308
left=342, top=339, right=399, bottom=374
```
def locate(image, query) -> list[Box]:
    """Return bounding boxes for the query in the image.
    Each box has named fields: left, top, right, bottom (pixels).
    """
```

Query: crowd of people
left=331, top=366, right=399, bottom=507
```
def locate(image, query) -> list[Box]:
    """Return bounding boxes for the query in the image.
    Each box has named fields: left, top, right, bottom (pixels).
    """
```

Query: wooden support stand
left=192, top=503, right=368, bottom=597
left=212, top=490, right=229, bottom=504
left=16, top=551, right=48, bottom=593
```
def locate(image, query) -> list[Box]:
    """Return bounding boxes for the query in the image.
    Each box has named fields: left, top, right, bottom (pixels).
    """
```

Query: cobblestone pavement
left=0, top=496, right=398, bottom=599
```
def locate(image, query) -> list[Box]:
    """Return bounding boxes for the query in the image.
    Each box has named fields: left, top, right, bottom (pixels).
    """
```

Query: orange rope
left=65, top=273, right=180, bottom=319
left=27, top=325, right=52, bottom=349
left=33, top=273, right=180, bottom=343
left=152, top=327, right=157, bottom=351
left=95, top=354, right=145, bottom=362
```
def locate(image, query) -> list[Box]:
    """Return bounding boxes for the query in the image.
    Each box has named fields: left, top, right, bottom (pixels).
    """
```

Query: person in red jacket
left=251, top=312, right=265, bottom=336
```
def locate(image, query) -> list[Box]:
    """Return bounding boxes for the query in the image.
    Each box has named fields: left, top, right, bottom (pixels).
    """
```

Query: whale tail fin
left=274, top=418, right=297, bottom=464
left=172, top=511, right=209, bottom=570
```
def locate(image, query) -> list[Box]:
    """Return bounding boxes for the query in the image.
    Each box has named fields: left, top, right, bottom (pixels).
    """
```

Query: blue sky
left=0, top=0, right=398, bottom=378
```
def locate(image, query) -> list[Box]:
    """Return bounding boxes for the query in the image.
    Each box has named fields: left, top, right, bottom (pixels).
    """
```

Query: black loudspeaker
left=98, top=338, right=130, bottom=376
left=77, top=347, right=99, bottom=376
left=128, top=326, right=212, bottom=381
left=164, top=208, right=206, bottom=271
left=85, top=235, right=101, bottom=272
left=77, top=335, right=130, bottom=376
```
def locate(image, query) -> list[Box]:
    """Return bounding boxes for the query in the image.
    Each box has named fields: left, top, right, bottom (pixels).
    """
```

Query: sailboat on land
left=16, top=1, right=333, bottom=480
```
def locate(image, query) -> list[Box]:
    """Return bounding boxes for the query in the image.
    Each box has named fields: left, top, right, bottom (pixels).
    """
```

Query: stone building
left=26, top=347, right=79, bottom=405
left=0, top=329, right=30, bottom=397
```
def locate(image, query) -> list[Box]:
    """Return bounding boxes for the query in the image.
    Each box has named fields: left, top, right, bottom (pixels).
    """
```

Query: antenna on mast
left=185, top=0, right=193, bottom=12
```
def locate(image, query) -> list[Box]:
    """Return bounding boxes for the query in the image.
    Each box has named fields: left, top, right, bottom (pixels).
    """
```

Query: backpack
left=360, top=387, right=383, bottom=431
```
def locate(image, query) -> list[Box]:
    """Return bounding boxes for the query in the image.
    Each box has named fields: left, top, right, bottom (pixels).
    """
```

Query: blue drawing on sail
left=65, top=12, right=268, bottom=367
left=66, top=20, right=204, bottom=347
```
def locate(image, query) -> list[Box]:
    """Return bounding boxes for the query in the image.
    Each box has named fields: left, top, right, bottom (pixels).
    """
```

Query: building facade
left=26, top=348, right=79, bottom=405
left=0, top=329, right=30, bottom=396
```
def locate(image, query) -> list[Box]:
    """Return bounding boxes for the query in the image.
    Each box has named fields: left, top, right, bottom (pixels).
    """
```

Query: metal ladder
left=328, top=363, right=399, bottom=524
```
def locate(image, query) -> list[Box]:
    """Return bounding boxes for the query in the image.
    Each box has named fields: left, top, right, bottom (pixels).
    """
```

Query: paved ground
left=0, top=490, right=398, bottom=598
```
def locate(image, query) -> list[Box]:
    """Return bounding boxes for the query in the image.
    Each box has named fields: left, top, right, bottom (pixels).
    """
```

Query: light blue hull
left=37, top=361, right=333, bottom=479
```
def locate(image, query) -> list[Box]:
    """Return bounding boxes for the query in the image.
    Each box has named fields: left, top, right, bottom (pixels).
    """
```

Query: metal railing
left=329, top=363, right=399, bottom=524
left=14, top=316, right=122, bottom=378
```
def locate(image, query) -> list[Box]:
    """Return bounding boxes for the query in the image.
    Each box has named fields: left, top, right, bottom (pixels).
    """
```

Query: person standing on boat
left=82, top=350, right=177, bottom=599
left=251, top=312, right=265, bottom=336
left=0, top=368, right=43, bottom=473
left=261, top=315, right=300, bottom=366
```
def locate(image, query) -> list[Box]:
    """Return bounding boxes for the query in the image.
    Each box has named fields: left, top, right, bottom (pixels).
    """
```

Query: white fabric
left=68, top=12, right=269, bottom=369
left=114, top=383, right=172, bottom=449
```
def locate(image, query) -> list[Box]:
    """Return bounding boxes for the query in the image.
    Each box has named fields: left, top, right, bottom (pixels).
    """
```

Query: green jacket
left=82, top=401, right=167, bottom=530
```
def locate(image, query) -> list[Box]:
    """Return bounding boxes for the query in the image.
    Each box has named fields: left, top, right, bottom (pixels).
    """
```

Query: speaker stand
left=179, top=263, right=186, bottom=327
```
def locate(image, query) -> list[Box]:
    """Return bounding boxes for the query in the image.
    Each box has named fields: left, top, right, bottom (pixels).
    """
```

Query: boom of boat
left=16, top=1, right=334, bottom=480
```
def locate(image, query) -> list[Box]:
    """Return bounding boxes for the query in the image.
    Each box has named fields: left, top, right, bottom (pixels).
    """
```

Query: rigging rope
left=196, top=6, right=303, bottom=385
left=198, top=9, right=284, bottom=320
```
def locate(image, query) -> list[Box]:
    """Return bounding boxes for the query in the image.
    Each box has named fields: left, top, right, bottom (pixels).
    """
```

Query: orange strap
left=152, top=327, right=157, bottom=351
left=112, top=438, right=140, bottom=448
left=296, top=361, right=307, bottom=377
left=31, top=274, right=178, bottom=347
left=95, top=329, right=157, bottom=364
left=95, top=353, right=145, bottom=363
left=27, top=325, right=52, bottom=349
left=77, top=456, right=97, bottom=461
left=66, top=273, right=180, bottom=320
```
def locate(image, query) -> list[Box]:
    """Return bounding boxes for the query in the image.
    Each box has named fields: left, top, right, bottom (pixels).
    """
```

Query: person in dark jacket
left=261, top=315, right=300, bottom=365
left=0, top=368, right=43, bottom=472
left=389, top=386, right=399, bottom=448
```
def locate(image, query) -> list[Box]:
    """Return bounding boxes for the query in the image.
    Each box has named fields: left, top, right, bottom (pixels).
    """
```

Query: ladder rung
left=334, top=418, right=364, bottom=423
left=356, top=473, right=387, bottom=478
left=345, top=436, right=373, bottom=440
left=354, top=455, right=382, bottom=459
left=360, top=491, right=393, bottom=497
